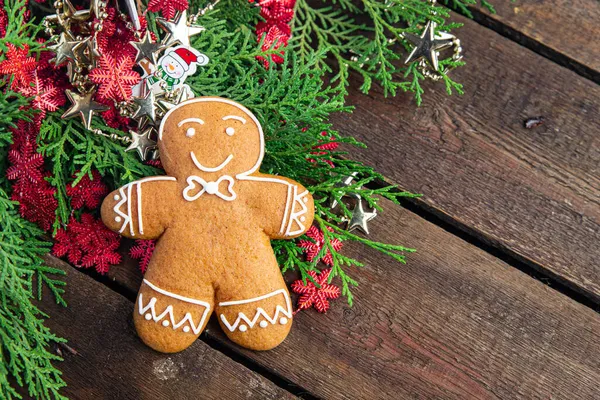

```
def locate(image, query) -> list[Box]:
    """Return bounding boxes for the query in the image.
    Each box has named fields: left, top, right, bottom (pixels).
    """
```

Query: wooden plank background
left=39, top=257, right=296, bottom=400
left=89, top=197, right=600, bottom=399
left=333, top=11, right=600, bottom=302
left=31, top=3, right=600, bottom=400
left=472, top=0, right=600, bottom=79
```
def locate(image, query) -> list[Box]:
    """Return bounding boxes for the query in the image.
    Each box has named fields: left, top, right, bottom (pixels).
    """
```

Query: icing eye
left=225, top=127, right=235, bottom=136
left=186, top=127, right=196, bottom=137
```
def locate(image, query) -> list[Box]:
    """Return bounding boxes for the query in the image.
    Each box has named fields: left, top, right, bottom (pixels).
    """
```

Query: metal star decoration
left=45, top=0, right=91, bottom=33
left=330, top=173, right=359, bottom=209
left=62, top=90, right=109, bottom=129
left=48, top=33, right=81, bottom=65
left=132, top=91, right=158, bottom=125
left=72, top=37, right=93, bottom=65
left=90, top=0, right=105, bottom=18
left=403, top=20, right=455, bottom=71
left=130, top=31, right=163, bottom=64
left=157, top=10, right=205, bottom=47
left=347, top=196, right=377, bottom=235
left=126, top=128, right=157, bottom=160
left=157, top=87, right=194, bottom=112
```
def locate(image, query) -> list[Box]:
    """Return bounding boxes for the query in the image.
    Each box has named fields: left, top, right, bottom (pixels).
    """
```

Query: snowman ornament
left=146, top=46, right=209, bottom=92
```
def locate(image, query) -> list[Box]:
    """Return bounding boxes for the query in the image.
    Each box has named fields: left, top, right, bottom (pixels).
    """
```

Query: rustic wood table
left=39, top=2, right=600, bottom=399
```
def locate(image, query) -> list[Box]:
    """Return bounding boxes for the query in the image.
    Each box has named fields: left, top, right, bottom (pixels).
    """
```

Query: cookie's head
left=158, top=97, right=264, bottom=179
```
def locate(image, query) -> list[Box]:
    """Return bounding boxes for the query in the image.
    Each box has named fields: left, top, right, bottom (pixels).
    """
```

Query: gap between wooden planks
left=57, top=195, right=600, bottom=400
left=39, top=6, right=600, bottom=399
left=470, top=0, right=600, bottom=81
left=331, top=10, right=600, bottom=303
left=38, top=256, right=297, bottom=400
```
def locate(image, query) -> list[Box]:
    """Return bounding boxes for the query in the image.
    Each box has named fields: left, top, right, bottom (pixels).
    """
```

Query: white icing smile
left=190, top=151, right=233, bottom=172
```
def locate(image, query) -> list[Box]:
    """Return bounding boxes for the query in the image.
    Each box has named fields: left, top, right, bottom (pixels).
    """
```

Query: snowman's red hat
left=169, top=47, right=204, bottom=71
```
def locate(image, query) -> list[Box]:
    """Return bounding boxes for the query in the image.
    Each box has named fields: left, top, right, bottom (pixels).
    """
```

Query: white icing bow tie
left=183, top=175, right=237, bottom=202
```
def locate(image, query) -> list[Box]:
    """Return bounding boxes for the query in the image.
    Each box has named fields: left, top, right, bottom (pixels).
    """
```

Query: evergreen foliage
left=0, top=0, right=498, bottom=398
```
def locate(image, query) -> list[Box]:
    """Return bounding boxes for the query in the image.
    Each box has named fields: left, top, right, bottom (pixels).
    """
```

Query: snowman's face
left=161, top=54, right=186, bottom=79
left=158, top=97, right=264, bottom=180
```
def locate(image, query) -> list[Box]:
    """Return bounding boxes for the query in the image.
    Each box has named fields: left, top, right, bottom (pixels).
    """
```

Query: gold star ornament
left=62, top=90, right=109, bottom=129
left=157, top=10, right=205, bottom=48
left=126, top=128, right=157, bottom=160
left=131, top=91, right=158, bottom=125
left=403, top=20, right=455, bottom=71
left=130, top=31, right=163, bottom=65
left=48, top=33, right=82, bottom=66
left=347, top=196, right=377, bottom=235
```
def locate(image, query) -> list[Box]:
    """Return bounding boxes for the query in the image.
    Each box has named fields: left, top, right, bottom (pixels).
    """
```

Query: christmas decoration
left=62, top=89, right=109, bottom=129
left=156, top=10, right=205, bottom=47
left=89, top=54, right=141, bottom=101
left=0, top=0, right=493, bottom=396
left=0, top=43, right=35, bottom=88
left=66, top=170, right=109, bottom=209
left=291, top=269, right=341, bottom=313
left=145, top=45, right=208, bottom=91
left=298, top=226, right=343, bottom=266
left=130, top=239, right=156, bottom=273
left=255, top=0, right=294, bottom=66
left=402, top=1, right=463, bottom=82
left=53, top=213, right=122, bottom=274
left=148, top=0, right=189, bottom=21
left=346, top=194, right=378, bottom=235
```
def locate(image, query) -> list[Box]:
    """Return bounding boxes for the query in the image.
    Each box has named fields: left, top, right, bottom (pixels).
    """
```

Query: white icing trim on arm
left=112, top=176, right=177, bottom=236
left=113, top=185, right=132, bottom=235
left=235, top=174, right=310, bottom=236
left=284, top=189, right=310, bottom=236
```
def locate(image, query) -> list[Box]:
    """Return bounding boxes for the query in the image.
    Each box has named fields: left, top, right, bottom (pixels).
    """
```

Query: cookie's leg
left=215, top=269, right=292, bottom=351
left=134, top=279, right=213, bottom=353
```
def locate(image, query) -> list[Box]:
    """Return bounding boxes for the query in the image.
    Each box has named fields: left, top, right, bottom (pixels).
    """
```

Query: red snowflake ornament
left=147, top=0, right=188, bottom=20
left=19, top=71, right=66, bottom=116
left=130, top=239, right=156, bottom=273
left=298, top=226, right=343, bottom=266
left=0, top=43, right=36, bottom=89
left=255, top=0, right=295, bottom=67
left=66, top=170, right=108, bottom=209
left=12, top=175, right=58, bottom=232
left=6, top=141, right=44, bottom=183
left=0, top=0, right=8, bottom=38
left=291, top=268, right=340, bottom=313
left=7, top=118, right=58, bottom=232
left=308, top=131, right=339, bottom=167
left=89, top=54, right=140, bottom=101
left=53, top=213, right=122, bottom=274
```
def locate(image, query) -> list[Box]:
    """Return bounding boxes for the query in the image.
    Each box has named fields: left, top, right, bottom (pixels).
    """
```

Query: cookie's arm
left=101, top=176, right=178, bottom=239
left=243, top=173, right=314, bottom=239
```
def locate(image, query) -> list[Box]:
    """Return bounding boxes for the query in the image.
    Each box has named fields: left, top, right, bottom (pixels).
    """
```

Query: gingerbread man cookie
left=101, top=97, right=314, bottom=352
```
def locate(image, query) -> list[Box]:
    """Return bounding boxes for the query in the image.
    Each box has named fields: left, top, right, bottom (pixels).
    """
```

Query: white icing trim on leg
left=138, top=279, right=211, bottom=335
left=218, top=289, right=292, bottom=333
